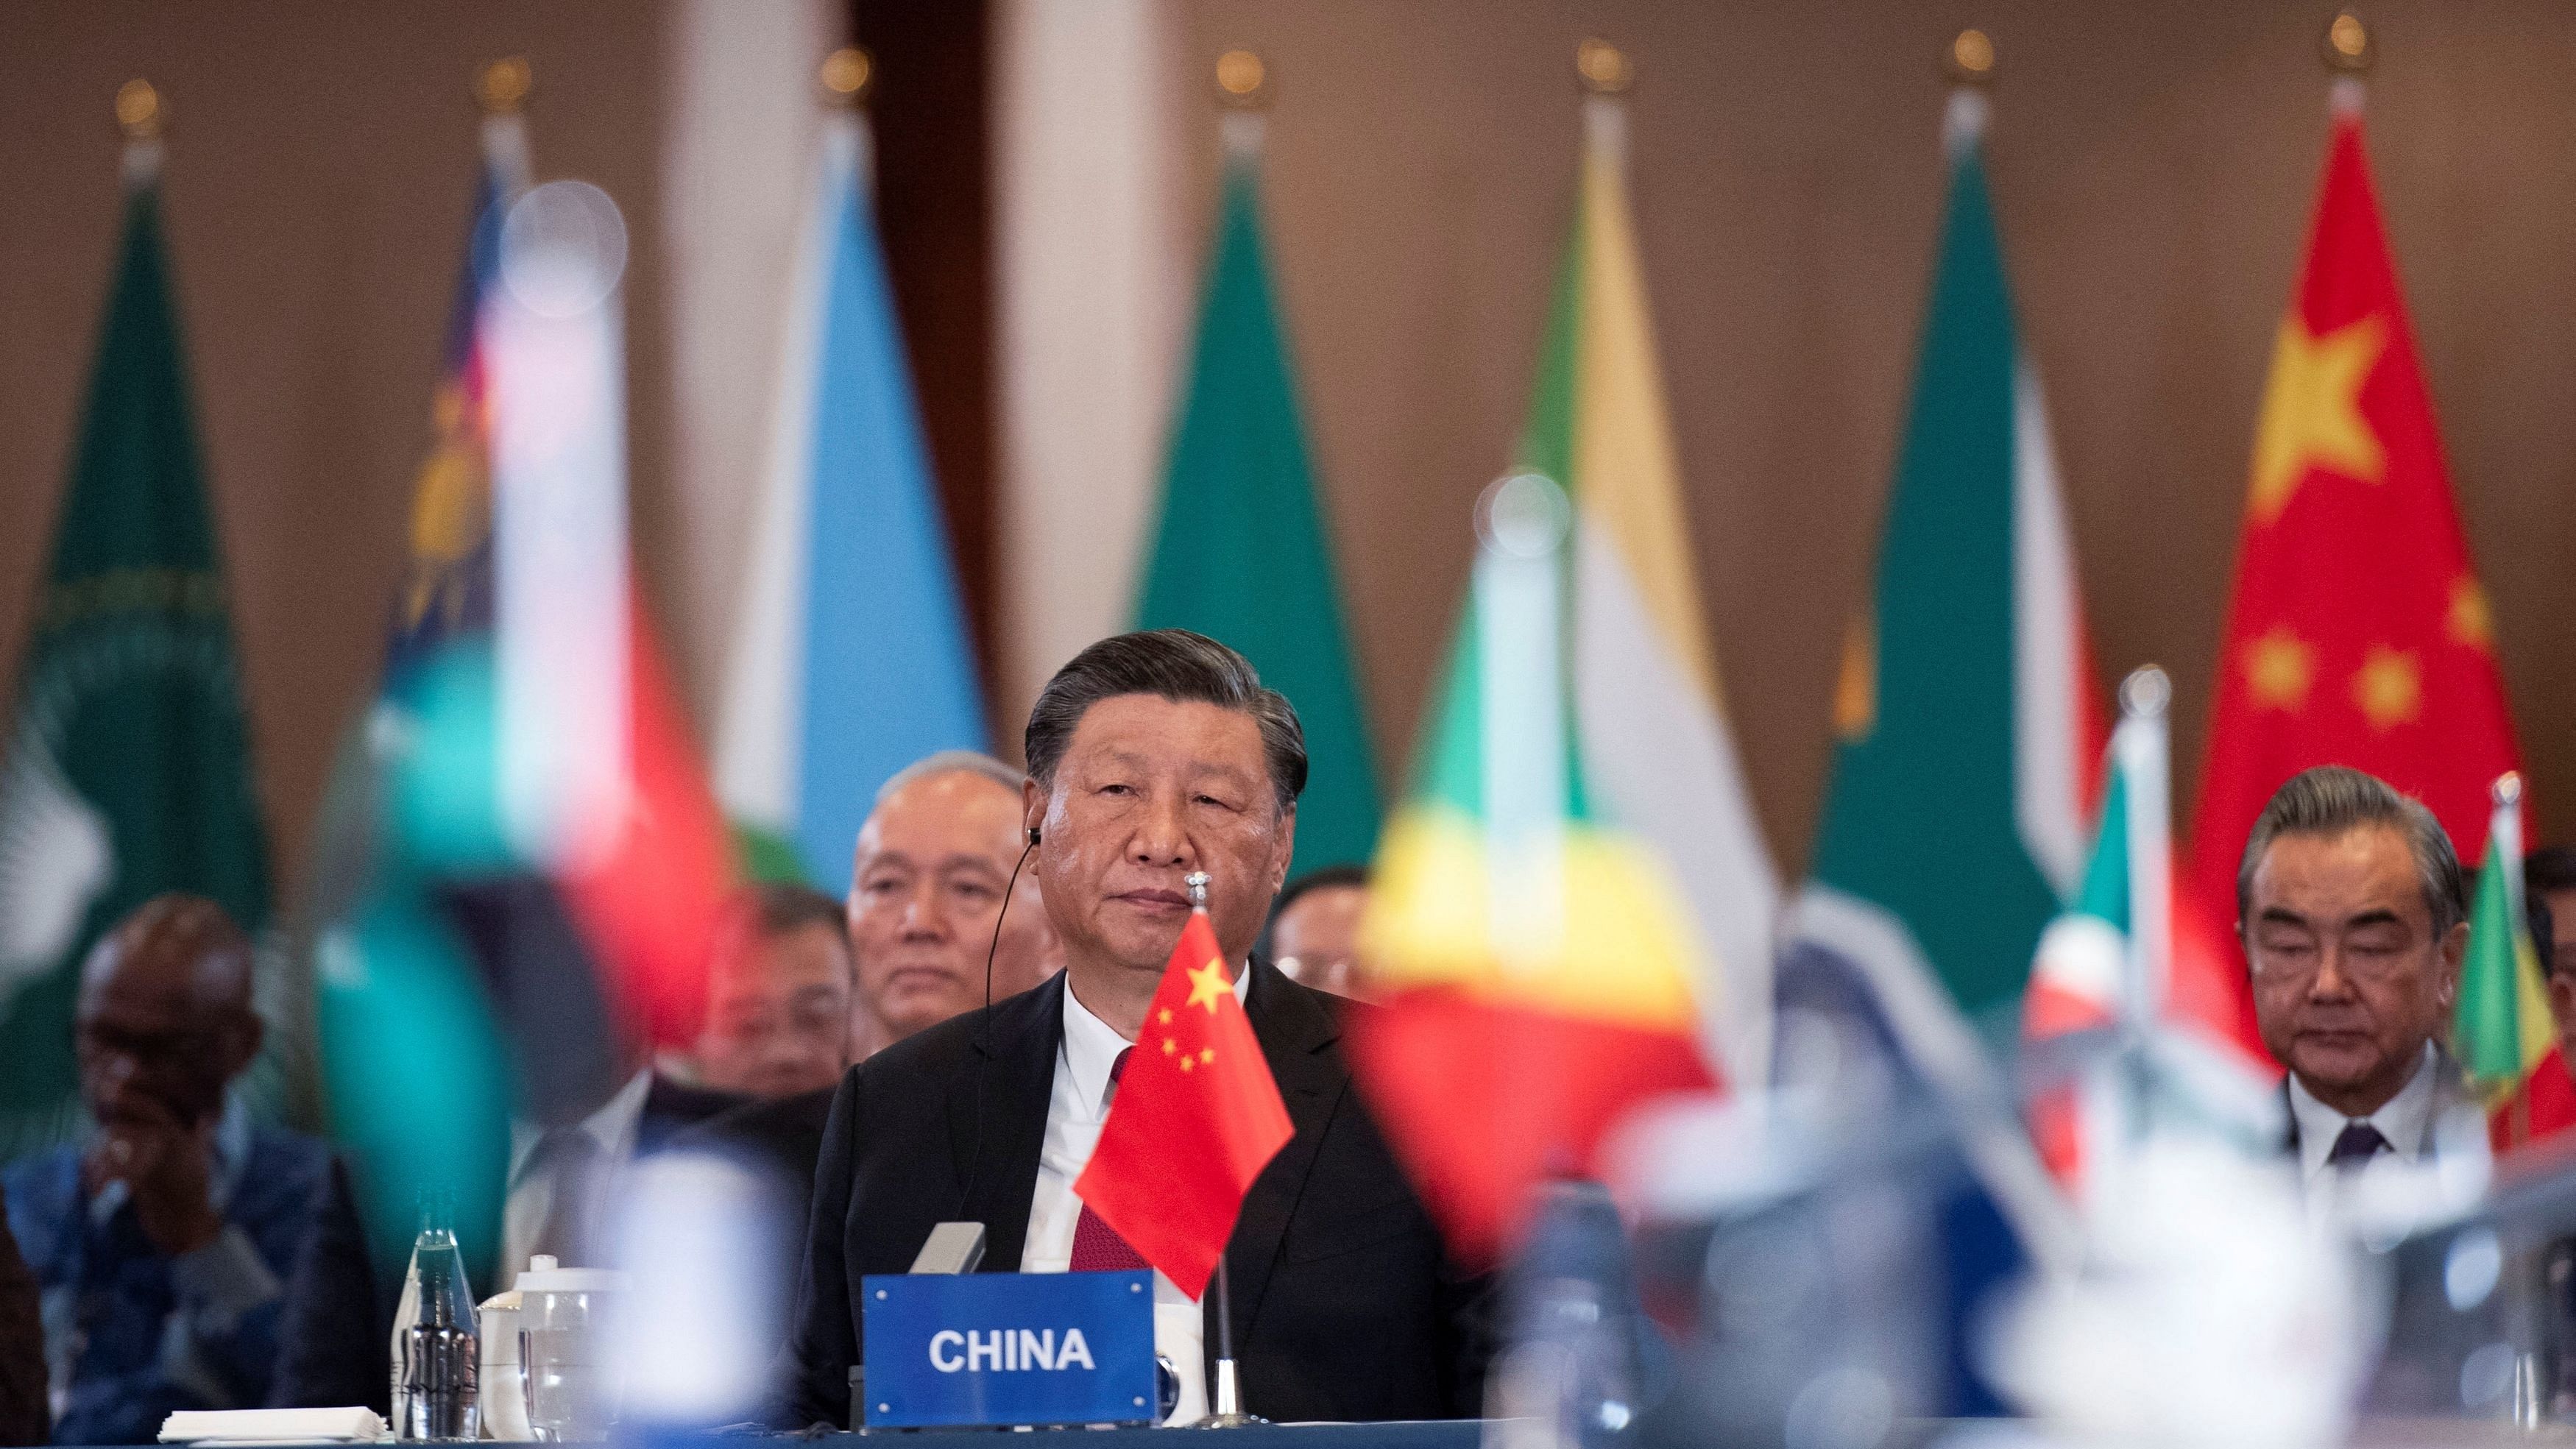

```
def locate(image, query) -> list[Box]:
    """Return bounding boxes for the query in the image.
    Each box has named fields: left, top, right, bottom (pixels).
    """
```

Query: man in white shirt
left=2240, top=765, right=2481, bottom=1186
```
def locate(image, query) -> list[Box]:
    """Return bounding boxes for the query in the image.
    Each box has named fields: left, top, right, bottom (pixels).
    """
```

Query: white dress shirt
left=2287, top=1041, right=2439, bottom=1183
left=500, top=1067, right=653, bottom=1280
left=1024, top=966, right=1252, bottom=1425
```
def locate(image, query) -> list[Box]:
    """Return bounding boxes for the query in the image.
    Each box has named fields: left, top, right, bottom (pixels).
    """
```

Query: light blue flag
left=718, top=111, right=988, bottom=891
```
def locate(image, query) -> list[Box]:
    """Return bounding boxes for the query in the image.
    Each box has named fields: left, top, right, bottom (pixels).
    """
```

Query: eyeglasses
left=2244, top=935, right=2430, bottom=988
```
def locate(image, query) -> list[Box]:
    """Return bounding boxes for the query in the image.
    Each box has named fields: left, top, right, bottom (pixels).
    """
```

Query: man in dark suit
left=782, top=630, right=1487, bottom=1427
left=2241, top=766, right=2484, bottom=1186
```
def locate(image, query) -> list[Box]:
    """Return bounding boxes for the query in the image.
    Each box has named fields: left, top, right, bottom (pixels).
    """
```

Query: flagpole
left=1184, top=868, right=1264, bottom=1428
left=115, top=79, right=164, bottom=188
left=2495, top=773, right=2534, bottom=1153
left=2323, top=9, right=2370, bottom=116
left=476, top=57, right=535, bottom=197
left=1215, top=48, right=1267, bottom=160
left=1942, top=29, right=1994, bottom=160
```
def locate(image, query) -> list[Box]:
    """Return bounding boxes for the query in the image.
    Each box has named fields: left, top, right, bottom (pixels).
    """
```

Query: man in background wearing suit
left=687, top=753, right=1059, bottom=1261
left=2243, top=765, right=2482, bottom=1188
left=783, top=630, right=1487, bottom=1427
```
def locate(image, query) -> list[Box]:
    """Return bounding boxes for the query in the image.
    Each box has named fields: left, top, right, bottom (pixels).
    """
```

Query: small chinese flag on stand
left=1075, top=906, right=1293, bottom=1299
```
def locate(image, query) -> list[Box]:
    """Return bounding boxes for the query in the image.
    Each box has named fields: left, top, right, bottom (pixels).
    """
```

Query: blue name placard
left=861, top=1271, right=1157, bottom=1428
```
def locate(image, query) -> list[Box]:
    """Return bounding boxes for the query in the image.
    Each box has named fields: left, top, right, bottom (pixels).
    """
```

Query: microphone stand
left=1196, top=1255, right=1262, bottom=1427
left=1184, top=870, right=1264, bottom=1428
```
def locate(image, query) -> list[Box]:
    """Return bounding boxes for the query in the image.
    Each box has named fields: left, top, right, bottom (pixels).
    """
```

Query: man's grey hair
left=874, top=749, right=1027, bottom=807
left=1023, top=630, right=1306, bottom=813
left=2237, top=765, right=2467, bottom=938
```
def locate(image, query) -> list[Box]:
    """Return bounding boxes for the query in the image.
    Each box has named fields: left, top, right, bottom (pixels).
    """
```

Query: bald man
left=683, top=753, right=1061, bottom=1263
left=846, top=751, right=1062, bottom=1060
left=1, top=896, right=378, bottom=1442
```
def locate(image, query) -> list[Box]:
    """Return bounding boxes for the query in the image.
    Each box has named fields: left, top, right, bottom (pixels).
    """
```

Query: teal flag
left=1136, top=156, right=1378, bottom=874
left=1800, top=121, right=2096, bottom=1031
left=0, top=179, right=270, bottom=1151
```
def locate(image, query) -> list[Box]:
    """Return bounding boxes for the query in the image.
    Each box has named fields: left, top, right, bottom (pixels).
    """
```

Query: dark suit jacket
left=637, top=1072, right=749, bottom=1155
left=676, top=1088, right=834, bottom=1241
left=782, top=960, right=1490, bottom=1426
left=0, top=1184, right=43, bottom=1447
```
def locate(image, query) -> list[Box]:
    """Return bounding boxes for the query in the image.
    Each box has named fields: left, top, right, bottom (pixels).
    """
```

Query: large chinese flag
left=2189, top=104, right=2520, bottom=1069
left=1075, top=909, right=1293, bottom=1298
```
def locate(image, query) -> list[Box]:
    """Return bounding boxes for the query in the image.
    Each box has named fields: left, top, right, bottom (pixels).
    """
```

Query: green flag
left=0, top=177, right=271, bottom=1151
left=2454, top=782, right=2550, bottom=1106
left=1136, top=154, right=1378, bottom=874
left=1799, top=116, right=2099, bottom=1032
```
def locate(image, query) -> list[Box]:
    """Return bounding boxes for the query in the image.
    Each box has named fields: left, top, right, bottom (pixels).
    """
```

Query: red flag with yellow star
left=2190, top=104, right=2521, bottom=1007
left=1074, top=907, right=1293, bottom=1299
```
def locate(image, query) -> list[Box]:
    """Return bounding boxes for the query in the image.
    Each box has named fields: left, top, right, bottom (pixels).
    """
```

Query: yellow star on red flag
left=1186, top=957, right=1232, bottom=1013
left=2249, top=314, right=2386, bottom=522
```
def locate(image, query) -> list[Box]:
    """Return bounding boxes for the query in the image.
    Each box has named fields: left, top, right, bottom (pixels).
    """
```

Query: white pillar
left=659, top=0, right=833, bottom=715
left=992, top=0, right=1188, bottom=750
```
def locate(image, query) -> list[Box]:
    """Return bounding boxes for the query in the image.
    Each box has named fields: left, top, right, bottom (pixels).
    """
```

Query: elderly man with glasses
left=2240, top=765, right=2485, bottom=1187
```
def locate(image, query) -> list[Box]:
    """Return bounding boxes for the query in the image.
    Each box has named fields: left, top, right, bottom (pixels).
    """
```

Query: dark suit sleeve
left=0, top=1184, right=45, bottom=1448
left=1434, top=1244, right=1496, bottom=1416
left=776, top=1068, right=864, bottom=1428
left=267, top=1157, right=389, bottom=1412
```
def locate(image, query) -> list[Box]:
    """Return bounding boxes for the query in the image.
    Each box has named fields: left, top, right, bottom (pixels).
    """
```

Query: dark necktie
left=2327, top=1121, right=2391, bottom=1170
left=1069, top=1049, right=1149, bottom=1273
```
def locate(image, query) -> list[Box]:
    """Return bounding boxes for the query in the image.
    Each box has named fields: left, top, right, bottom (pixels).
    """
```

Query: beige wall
left=5, top=1, right=2575, bottom=904
left=1178, top=0, right=2576, bottom=868
left=0, top=1, right=680, bottom=887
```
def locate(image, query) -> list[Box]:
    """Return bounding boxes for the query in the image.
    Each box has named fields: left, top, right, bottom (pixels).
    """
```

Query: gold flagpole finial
left=1575, top=38, right=1631, bottom=96
left=1214, top=49, right=1269, bottom=109
left=821, top=46, right=874, bottom=107
left=1946, top=29, right=1998, bottom=85
left=2324, top=10, right=2373, bottom=74
left=476, top=57, right=533, bottom=116
left=114, top=79, right=163, bottom=141
left=2496, top=772, right=2524, bottom=809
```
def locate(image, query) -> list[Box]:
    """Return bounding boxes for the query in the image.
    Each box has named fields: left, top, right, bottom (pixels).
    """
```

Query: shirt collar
left=2289, top=1040, right=2440, bottom=1180
left=509, top=1067, right=654, bottom=1183
left=1061, top=960, right=1253, bottom=1117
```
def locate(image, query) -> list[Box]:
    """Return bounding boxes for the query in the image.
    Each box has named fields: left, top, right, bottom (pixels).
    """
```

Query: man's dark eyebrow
left=2256, top=907, right=2313, bottom=929
left=2341, top=908, right=2407, bottom=932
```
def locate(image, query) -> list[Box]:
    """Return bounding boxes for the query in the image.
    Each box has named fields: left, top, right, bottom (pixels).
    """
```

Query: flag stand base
left=1189, top=1359, right=1267, bottom=1428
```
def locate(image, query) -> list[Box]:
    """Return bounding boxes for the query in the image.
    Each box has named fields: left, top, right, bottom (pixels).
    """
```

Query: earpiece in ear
left=1027, top=826, right=1042, bottom=846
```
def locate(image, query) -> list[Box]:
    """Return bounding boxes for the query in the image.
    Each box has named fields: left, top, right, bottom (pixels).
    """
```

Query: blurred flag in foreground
left=283, top=77, right=530, bottom=1142
left=1354, top=472, right=1715, bottom=1266
left=298, top=85, right=531, bottom=1268
left=1792, top=87, right=2102, bottom=1051
left=2455, top=774, right=2553, bottom=1143
left=2024, top=670, right=2274, bottom=1196
left=1524, top=79, right=1777, bottom=1081
left=716, top=84, right=985, bottom=890
left=1075, top=899, right=1292, bottom=1298
left=0, top=131, right=269, bottom=1155
left=2189, top=91, right=2517, bottom=1049
left=321, top=177, right=732, bottom=1266
left=1134, top=106, right=1378, bottom=879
